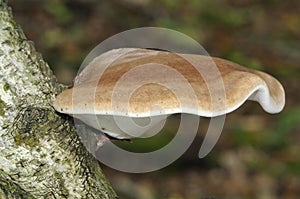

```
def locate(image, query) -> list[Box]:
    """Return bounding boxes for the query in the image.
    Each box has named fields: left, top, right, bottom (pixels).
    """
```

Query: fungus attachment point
left=53, top=48, right=285, bottom=139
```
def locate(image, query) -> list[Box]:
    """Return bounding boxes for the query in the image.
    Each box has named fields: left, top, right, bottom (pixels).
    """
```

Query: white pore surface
left=74, top=114, right=168, bottom=139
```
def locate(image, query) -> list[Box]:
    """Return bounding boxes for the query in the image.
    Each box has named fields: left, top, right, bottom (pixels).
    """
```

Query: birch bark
left=0, top=1, right=117, bottom=198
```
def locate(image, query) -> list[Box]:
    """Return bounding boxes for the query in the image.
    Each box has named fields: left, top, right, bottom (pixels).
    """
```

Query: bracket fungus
left=53, top=48, right=285, bottom=139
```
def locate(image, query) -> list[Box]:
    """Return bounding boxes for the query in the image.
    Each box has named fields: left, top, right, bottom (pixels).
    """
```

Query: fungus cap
left=53, top=48, right=285, bottom=138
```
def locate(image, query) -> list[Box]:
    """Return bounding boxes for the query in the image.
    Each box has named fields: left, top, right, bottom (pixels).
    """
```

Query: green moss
left=0, top=170, right=35, bottom=199
left=3, top=82, right=10, bottom=91
left=0, top=98, right=5, bottom=116
left=52, top=170, right=69, bottom=197
left=14, top=130, right=39, bottom=148
left=23, top=135, right=38, bottom=148
left=14, top=107, right=54, bottom=148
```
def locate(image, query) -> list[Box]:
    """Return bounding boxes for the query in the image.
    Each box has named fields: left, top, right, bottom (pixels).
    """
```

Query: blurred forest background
left=8, top=0, right=299, bottom=198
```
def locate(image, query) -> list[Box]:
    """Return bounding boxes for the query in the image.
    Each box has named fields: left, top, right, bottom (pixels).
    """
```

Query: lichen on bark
left=0, top=0, right=117, bottom=198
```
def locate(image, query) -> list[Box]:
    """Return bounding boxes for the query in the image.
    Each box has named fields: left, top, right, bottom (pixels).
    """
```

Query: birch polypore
left=54, top=48, right=285, bottom=139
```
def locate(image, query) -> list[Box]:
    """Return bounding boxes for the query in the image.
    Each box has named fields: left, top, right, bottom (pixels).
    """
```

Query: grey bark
left=0, top=0, right=117, bottom=198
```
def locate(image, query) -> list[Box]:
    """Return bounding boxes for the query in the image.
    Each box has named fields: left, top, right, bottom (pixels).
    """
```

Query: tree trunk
left=0, top=0, right=117, bottom=198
